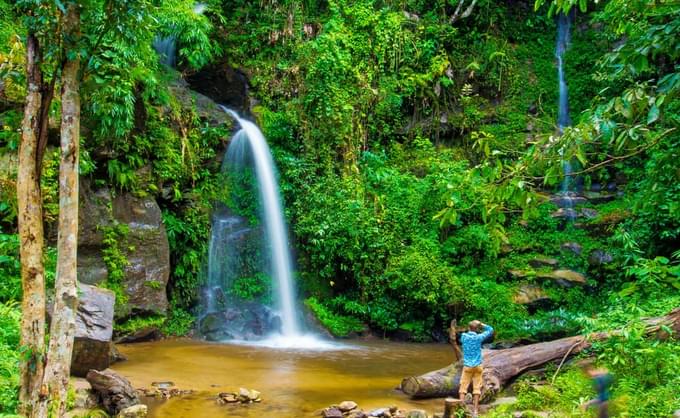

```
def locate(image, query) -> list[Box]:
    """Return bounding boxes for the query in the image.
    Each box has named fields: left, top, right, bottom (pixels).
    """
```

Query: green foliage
left=0, top=229, right=20, bottom=303
left=0, top=301, right=20, bottom=415
left=229, top=273, right=271, bottom=303
left=304, top=297, right=364, bottom=338
left=101, top=223, right=131, bottom=308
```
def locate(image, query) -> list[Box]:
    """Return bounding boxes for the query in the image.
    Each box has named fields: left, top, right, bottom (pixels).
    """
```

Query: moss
left=304, top=297, right=364, bottom=338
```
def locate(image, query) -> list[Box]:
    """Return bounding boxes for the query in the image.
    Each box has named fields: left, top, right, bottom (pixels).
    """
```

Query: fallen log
left=401, top=307, right=680, bottom=399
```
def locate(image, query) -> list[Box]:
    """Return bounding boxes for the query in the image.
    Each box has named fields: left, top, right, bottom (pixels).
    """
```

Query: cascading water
left=222, top=107, right=300, bottom=337
left=152, top=3, right=207, bottom=67
left=201, top=107, right=341, bottom=350
left=555, top=11, right=576, bottom=219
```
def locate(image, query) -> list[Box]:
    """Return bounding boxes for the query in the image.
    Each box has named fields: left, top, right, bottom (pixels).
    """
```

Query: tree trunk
left=17, top=32, right=47, bottom=417
left=36, top=3, right=81, bottom=416
left=401, top=308, right=680, bottom=400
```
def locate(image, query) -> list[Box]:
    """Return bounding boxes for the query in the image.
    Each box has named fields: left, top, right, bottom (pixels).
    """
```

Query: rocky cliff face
left=78, top=180, right=170, bottom=317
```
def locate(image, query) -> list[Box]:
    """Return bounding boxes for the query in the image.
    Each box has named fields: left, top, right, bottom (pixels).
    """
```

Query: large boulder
left=78, top=179, right=170, bottom=317
left=70, top=284, right=116, bottom=377
left=112, top=193, right=170, bottom=316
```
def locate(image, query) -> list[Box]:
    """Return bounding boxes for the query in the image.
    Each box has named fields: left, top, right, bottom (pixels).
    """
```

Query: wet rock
left=87, top=369, right=140, bottom=415
left=406, top=410, right=428, bottom=418
left=151, top=381, right=174, bottom=390
left=322, top=407, right=344, bottom=418
left=199, top=302, right=282, bottom=341
left=513, top=285, right=552, bottom=310
left=560, top=242, right=582, bottom=255
left=550, top=194, right=587, bottom=208
left=348, top=411, right=369, bottom=418
left=370, top=408, right=389, bottom=416
left=70, top=284, right=115, bottom=377
left=217, top=388, right=261, bottom=405
left=537, top=269, right=586, bottom=286
left=339, top=401, right=358, bottom=412
left=588, top=249, right=613, bottom=267
left=116, top=404, right=147, bottom=418
left=116, top=326, right=162, bottom=344
left=110, top=344, right=127, bottom=363
left=529, top=256, right=558, bottom=268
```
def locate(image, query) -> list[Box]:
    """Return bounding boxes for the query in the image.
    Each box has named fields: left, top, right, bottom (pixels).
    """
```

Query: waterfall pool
left=113, top=338, right=452, bottom=417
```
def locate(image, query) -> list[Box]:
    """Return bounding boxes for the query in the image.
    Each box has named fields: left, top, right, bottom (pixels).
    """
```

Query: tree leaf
left=647, top=103, right=659, bottom=124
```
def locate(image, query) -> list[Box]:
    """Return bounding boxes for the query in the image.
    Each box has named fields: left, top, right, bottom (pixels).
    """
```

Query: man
left=581, top=364, right=612, bottom=418
left=459, top=320, right=494, bottom=417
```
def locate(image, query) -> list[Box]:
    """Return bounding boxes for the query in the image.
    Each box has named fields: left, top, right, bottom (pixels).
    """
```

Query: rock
left=116, top=327, right=162, bottom=344
left=348, top=411, right=369, bottom=418
left=537, top=269, right=586, bottom=286
left=247, top=389, right=261, bottom=401
left=560, top=242, right=582, bottom=255
left=529, top=256, right=558, bottom=268
left=70, top=378, right=98, bottom=410
left=238, top=387, right=250, bottom=400
left=588, top=249, right=613, bottom=267
left=199, top=302, right=282, bottom=341
left=185, top=64, right=250, bottom=115
left=323, top=407, right=344, bottom=418
left=117, top=404, right=148, bottom=418
left=110, top=344, right=127, bottom=363
left=112, top=193, right=170, bottom=317
left=169, top=78, right=232, bottom=127
left=583, top=191, right=616, bottom=204
left=151, top=381, right=174, bottom=390
left=513, top=285, right=552, bottom=309
left=406, top=410, right=428, bottom=418
left=78, top=180, right=171, bottom=317
left=70, top=284, right=115, bottom=377
left=370, top=408, right=389, bottom=417
left=87, top=369, right=140, bottom=415
left=550, top=194, right=587, bottom=208
left=339, top=401, right=358, bottom=412
left=551, top=208, right=579, bottom=220
left=580, top=208, right=598, bottom=219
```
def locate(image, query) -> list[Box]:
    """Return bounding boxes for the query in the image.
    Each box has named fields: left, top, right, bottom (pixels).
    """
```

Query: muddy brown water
left=114, top=338, right=453, bottom=417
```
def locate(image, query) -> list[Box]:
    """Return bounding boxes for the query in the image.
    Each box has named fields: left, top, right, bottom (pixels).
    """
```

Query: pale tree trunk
left=17, top=32, right=47, bottom=417
left=35, top=3, right=81, bottom=416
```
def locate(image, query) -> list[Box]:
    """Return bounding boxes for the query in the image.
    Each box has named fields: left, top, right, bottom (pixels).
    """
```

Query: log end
left=400, top=376, right=421, bottom=397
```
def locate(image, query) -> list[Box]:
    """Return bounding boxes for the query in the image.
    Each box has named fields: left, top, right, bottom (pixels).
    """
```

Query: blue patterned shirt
left=461, top=324, right=494, bottom=367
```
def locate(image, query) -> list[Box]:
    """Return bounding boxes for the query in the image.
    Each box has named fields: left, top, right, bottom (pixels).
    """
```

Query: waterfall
left=153, top=36, right=177, bottom=67
left=555, top=11, right=576, bottom=219
left=556, top=12, right=572, bottom=132
left=220, top=106, right=301, bottom=337
left=153, top=3, right=207, bottom=68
